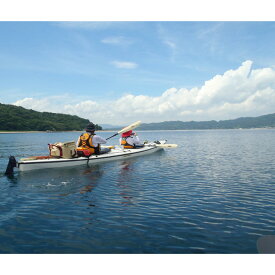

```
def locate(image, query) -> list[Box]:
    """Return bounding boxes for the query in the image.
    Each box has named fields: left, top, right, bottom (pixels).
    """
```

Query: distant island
left=138, top=113, right=275, bottom=130
left=1, top=102, right=275, bottom=131
left=0, top=103, right=102, bottom=131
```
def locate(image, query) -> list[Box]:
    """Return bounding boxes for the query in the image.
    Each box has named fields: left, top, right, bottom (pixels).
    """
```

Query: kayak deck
left=17, top=145, right=163, bottom=171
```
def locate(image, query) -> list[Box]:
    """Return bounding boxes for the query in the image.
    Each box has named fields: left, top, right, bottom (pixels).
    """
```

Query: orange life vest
left=77, top=133, right=100, bottom=155
left=121, top=137, right=134, bottom=149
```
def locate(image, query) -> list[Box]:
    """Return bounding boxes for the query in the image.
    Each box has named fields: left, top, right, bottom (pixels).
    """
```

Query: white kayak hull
left=17, top=145, right=163, bottom=172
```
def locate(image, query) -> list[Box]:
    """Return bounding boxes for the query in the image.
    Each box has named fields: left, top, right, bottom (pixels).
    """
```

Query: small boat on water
left=5, top=140, right=177, bottom=173
left=4, top=121, right=178, bottom=175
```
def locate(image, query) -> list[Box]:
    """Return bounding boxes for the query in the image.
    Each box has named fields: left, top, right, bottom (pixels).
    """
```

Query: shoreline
left=0, top=130, right=116, bottom=134
left=1, top=128, right=275, bottom=134
left=0, top=130, right=83, bottom=134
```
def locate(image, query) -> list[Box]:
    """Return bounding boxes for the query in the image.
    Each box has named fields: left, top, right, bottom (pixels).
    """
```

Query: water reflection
left=116, top=160, right=137, bottom=205
left=79, top=165, right=104, bottom=194
left=2, top=173, right=18, bottom=185
left=1, top=130, right=275, bottom=253
left=12, top=164, right=105, bottom=197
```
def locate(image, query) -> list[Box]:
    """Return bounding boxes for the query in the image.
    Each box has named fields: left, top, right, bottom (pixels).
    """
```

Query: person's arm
left=126, top=136, right=134, bottom=146
left=76, top=137, right=80, bottom=147
left=93, top=135, right=107, bottom=145
left=133, top=135, right=142, bottom=145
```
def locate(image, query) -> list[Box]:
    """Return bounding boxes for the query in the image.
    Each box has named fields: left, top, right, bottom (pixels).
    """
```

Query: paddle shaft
left=106, top=133, right=118, bottom=140
left=105, top=121, right=141, bottom=140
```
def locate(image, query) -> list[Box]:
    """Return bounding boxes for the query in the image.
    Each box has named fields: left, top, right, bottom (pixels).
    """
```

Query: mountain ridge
left=137, top=113, right=275, bottom=130
left=1, top=102, right=275, bottom=131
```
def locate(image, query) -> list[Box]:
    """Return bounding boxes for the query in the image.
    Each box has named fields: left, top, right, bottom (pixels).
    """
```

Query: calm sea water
left=0, top=130, right=274, bottom=253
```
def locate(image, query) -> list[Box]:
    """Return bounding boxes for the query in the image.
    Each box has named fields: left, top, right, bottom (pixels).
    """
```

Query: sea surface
left=0, top=130, right=274, bottom=253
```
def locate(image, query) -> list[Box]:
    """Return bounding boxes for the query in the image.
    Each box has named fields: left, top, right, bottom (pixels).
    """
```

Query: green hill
left=138, top=113, right=275, bottom=130
left=0, top=103, right=102, bottom=131
left=3, top=102, right=273, bottom=131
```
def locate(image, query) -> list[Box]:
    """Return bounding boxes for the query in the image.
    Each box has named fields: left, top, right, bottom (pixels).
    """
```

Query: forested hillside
left=138, top=113, right=275, bottom=130
left=0, top=103, right=102, bottom=131
left=2, top=102, right=274, bottom=131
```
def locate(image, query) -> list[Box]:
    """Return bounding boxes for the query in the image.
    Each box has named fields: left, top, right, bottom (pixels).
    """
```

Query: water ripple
left=1, top=130, right=275, bottom=253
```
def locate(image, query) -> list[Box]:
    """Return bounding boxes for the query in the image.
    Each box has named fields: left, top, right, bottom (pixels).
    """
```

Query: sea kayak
left=11, top=140, right=171, bottom=172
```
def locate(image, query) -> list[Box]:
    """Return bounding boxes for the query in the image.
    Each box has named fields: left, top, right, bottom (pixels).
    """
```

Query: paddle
left=101, top=145, right=115, bottom=149
left=106, top=121, right=142, bottom=140
left=155, top=144, right=178, bottom=148
left=102, top=143, right=178, bottom=148
left=5, top=156, right=17, bottom=176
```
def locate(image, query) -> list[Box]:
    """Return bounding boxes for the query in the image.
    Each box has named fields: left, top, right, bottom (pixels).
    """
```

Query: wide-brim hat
left=86, top=122, right=96, bottom=132
left=122, top=130, right=133, bottom=137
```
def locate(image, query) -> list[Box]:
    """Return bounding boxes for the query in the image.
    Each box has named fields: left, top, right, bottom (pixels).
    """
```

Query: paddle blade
left=118, top=121, right=142, bottom=134
left=156, top=144, right=178, bottom=148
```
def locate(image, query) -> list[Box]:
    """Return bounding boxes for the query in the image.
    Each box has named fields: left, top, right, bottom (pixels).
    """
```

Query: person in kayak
left=76, top=122, right=108, bottom=157
left=120, top=130, right=144, bottom=149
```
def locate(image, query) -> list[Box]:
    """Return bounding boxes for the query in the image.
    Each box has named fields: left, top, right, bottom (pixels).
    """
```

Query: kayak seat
left=99, top=148, right=111, bottom=155
left=134, top=145, right=144, bottom=148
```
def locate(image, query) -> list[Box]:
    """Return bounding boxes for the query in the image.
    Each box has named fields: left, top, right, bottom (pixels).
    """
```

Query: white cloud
left=14, top=97, right=51, bottom=111
left=56, top=22, right=118, bottom=30
left=56, top=22, right=137, bottom=31
left=196, top=23, right=225, bottom=54
left=157, top=24, right=178, bottom=60
left=196, top=22, right=224, bottom=39
left=111, top=61, right=138, bottom=69
left=13, top=95, right=80, bottom=113
left=13, top=61, right=275, bottom=125
left=101, top=36, right=133, bottom=45
left=164, top=40, right=176, bottom=50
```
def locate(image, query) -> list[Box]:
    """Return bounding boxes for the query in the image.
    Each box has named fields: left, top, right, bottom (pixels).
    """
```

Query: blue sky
left=1, top=21, right=275, bottom=124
